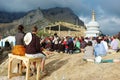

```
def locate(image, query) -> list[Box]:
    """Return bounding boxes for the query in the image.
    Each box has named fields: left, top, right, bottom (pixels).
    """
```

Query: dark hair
left=96, top=38, right=101, bottom=44
left=18, top=25, right=24, bottom=31
left=81, top=36, right=84, bottom=41
left=54, top=33, right=58, bottom=37
left=87, top=41, right=92, bottom=46
left=32, top=26, right=38, bottom=32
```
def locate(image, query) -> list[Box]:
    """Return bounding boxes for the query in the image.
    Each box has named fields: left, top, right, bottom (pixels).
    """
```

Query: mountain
left=16, top=8, right=50, bottom=31
left=0, top=11, right=26, bottom=23
left=42, top=7, right=84, bottom=26
left=0, top=7, right=85, bottom=36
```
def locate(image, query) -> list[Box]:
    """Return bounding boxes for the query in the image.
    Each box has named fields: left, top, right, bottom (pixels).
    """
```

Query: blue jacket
left=94, top=43, right=106, bottom=57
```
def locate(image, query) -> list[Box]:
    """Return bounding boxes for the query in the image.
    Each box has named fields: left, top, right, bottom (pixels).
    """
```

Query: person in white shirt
left=101, top=36, right=108, bottom=53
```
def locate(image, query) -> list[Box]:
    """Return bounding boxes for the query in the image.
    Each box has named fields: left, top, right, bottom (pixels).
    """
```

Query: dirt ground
left=1, top=52, right=120, bottom=80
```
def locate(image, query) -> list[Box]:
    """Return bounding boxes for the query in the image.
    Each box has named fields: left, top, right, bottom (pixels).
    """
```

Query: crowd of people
left=40, top=31, right=120, bottom=63
left=8, top=24, right=120, bottom=76
left=41, top=33, right=120, bottom=53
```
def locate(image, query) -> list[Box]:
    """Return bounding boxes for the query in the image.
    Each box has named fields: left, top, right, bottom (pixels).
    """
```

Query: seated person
left=94, top=37, right=107, bottom=57
left=83, top=41, right=95, bottom=62
left=74, top=37, right=81, bottom=53
left=4, top=40, right=11, bottom=51
left=24, top=26, right=49, bottom=75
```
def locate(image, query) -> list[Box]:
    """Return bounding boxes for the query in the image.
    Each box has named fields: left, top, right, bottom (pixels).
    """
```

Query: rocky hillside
left=0, top=11, right=26, bottom=23
left=42, top=7, right=84, bottom=26
left=0, top=7, right=85, bottom=36
left=16, top=8, right=50, bottom=31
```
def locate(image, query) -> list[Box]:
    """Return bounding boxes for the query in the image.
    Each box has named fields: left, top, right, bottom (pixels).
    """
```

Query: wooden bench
left=8, top=54, right=41, bottom=80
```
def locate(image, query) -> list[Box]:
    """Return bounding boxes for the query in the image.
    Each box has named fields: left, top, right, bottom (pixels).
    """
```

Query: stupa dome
left=85, top=10, right=100, bottom=37
left=87, top=21, right=99, bottom=27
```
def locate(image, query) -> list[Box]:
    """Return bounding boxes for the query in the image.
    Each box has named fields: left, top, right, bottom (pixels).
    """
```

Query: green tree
left=37, top=29, right=51, bottom=38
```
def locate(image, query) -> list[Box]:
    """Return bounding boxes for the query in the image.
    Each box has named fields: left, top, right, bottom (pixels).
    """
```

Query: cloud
left=0, top=0, right=120, bottom=35
left=99, top=16, right=120, bottom=35
left=0, top=0, right=120, bottom=16
left=80, top=11, right=120, bottom=36
left=0, top=0, right=70, bottom=12
left=98, top=0, right=120, bottom=16
left=0, top=0, right=90, bottom=13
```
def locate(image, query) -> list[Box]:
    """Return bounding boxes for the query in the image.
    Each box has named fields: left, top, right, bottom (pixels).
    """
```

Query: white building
left=0, top=36, right=15, bottom=47
left=85, top=10, right=100, bottom=37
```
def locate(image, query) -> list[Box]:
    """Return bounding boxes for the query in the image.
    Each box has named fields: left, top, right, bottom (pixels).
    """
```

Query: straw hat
left=24, top=32, right=32, bottom=45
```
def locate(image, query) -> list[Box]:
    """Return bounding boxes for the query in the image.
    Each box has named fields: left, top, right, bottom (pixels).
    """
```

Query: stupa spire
left=85, top=10, right=100, bottom=37
left=92, top=10, right=96, bottom=21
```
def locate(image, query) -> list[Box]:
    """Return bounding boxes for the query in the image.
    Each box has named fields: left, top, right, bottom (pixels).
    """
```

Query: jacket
left=25, top=33, right=42, bottom=54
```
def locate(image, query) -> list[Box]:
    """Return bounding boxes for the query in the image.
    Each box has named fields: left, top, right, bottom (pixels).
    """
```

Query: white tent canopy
left=0, top=36, right=15, bottom=47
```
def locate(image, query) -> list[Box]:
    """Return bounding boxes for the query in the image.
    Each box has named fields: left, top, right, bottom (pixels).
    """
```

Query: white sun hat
left=95, top=56, right=102, bottom=63
left=24, top=32, right=32, bottom=45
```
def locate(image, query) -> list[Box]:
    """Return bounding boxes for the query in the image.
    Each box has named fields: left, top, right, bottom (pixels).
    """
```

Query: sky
left=0, top=0, right=120, bottom=36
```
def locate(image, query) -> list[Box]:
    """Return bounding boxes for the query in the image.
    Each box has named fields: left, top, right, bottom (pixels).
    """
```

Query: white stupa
left=85, top=10, right=100, bottom=37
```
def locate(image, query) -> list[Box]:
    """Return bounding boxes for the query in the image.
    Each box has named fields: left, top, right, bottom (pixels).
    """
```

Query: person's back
left=25, top=33, right=42, bottom=54
left=110, top=36, right=119, bottom=51
left=74, top=40, right=80, bottom=53
left=83, top=41, right=94, bottom=60
left=80, top=38, right=87, bottom=49
left=94, top=39, right=106, bottom=57
left=5, top=40, right=10, bottom=48
left=12, top=25, right=26, bottom=56
left=101, top=40, right=108, bottom=53
left=24, top=26, right=47, bottom=75
left=116, top=38, right=120, bottom=52
left=15, top=25, right=25, bottom=45
left=15, top=31, right=25, bottom=45
left=75, top=40, right=80, bottom=50
left=68, top=38, right=74, bottom=54
left=4, top=40, right=11, bottom=50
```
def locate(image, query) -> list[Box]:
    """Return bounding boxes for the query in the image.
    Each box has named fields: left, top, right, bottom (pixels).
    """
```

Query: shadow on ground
left=44, top=58, right=69, bottom=77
